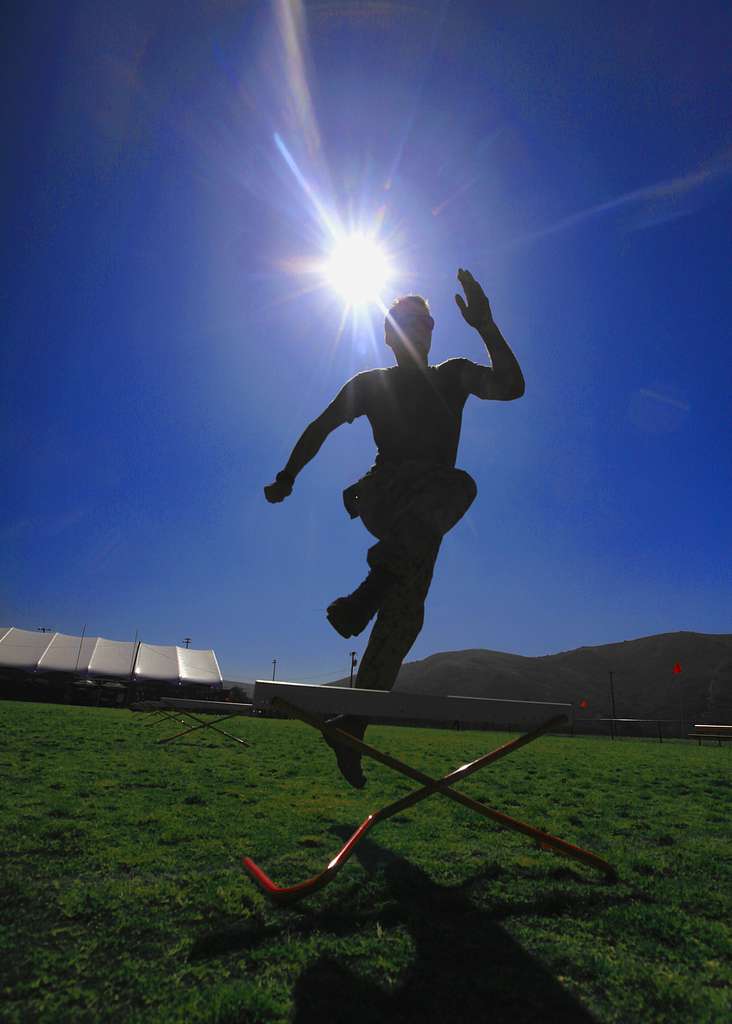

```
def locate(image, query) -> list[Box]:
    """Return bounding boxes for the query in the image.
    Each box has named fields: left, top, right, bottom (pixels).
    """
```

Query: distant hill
left=328, top=632, right=732, bottom=728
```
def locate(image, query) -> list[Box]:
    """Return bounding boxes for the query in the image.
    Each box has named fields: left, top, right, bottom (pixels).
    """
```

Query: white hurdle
left=252, top=680, right=574, bottom=730
left=243, top=682, right=616, bottom=903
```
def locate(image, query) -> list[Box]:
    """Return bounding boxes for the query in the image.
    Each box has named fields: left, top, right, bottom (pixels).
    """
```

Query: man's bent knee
left=426, top=468, right=476, bottom=536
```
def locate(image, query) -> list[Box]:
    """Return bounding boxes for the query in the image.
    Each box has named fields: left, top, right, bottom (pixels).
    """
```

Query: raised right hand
left=455, top=268, right=493, bottom=329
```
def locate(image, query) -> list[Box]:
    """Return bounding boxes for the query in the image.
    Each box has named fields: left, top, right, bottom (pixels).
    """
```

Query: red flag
left=579, top=699, right=589, bottom=710
left=673, top=662, right=682, bottom=674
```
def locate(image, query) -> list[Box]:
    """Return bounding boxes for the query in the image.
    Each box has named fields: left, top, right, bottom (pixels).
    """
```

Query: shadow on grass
left=288, top=827, right=599, bottom=1023
left=191, top=826, right=605, bottom=1023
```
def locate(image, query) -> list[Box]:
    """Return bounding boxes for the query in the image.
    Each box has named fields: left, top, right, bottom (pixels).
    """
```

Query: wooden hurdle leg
left=280, top=701, right=616, bottom=880
left=158, top=713, right=251, bottom=748
left=242, top=700, right=617, bottom=904
left=142, top=709, right=181, bottom=727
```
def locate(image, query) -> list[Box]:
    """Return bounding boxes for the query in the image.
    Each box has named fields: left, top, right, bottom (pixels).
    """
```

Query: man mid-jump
left=265, top=268, right=525, bottom=787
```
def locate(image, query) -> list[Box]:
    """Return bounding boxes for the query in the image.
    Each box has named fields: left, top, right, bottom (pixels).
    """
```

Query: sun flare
left=323, top=234, right=392, bottom=306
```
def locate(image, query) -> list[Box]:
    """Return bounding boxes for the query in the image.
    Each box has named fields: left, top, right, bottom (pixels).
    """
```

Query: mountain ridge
left=328, top=631, right=732, bottom=729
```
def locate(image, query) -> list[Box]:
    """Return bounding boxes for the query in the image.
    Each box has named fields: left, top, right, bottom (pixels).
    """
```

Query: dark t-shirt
left=341, top=358, right=477, bottom=468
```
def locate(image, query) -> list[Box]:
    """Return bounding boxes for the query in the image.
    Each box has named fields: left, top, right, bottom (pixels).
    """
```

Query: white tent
left=0, top=627, right=222, bottom=685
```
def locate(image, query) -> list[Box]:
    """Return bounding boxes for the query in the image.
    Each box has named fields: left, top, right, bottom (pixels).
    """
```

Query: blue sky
left=3, top=1, right=731, bottom=683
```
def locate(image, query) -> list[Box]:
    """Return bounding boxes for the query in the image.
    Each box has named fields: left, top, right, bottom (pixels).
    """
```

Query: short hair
left=387, top=294, right=431, bottom=319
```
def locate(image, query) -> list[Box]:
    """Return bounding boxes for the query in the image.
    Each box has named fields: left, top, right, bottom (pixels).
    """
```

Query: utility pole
left=181, top=637, right=192, bottom=649
left=609, top=670, right=617, bottom=741
left=349, top=651, right=358, bottom=687
left=272, top=658, right=277, bottom=681
left=676, top=664, right=685, bottom=739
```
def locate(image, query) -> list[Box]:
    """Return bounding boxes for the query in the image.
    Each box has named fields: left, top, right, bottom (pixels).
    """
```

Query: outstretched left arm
left=455, top=268, right=525, bottom=401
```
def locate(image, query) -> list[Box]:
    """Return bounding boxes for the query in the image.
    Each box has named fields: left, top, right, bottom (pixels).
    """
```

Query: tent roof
left=0, top=627, right=222, bottom=685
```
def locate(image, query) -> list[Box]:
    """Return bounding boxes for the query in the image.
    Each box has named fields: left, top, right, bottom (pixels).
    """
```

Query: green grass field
left=1, top=700, right=730, bottom=1023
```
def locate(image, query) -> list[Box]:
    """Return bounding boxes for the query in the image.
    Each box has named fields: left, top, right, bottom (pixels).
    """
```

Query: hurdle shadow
left=289, top=827, right=599, bottom=1024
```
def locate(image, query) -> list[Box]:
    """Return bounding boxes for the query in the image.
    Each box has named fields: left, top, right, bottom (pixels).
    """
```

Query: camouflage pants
left=343, top=461, right=477, bottom=693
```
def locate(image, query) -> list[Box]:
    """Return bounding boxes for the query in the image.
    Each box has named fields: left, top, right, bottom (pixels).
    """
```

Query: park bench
left=688, top=724, right=732, bottom=746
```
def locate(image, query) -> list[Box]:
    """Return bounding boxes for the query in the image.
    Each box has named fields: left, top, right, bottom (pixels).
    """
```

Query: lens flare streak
left=273, top=132, right=340, bottom=241
left=273, top=132, right=396, bottom=314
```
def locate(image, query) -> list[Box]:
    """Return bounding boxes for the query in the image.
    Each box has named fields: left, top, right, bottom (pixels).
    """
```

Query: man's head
left=384, top=295, right=434, bottom=367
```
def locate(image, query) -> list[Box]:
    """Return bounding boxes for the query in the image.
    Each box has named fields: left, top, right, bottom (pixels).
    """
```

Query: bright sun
left=323, top=234, right=392, bottom=306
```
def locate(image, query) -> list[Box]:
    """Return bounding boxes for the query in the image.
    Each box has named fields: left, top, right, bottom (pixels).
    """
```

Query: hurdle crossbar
left=251, top=680, right=574, bottom=730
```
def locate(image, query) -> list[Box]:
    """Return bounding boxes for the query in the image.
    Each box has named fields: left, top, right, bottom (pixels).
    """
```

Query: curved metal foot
left=242, top=815, right=378, bottom=905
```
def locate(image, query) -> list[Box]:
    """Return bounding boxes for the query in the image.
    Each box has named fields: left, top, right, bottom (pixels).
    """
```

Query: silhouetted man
left=265, top=268, right=524, bottom=787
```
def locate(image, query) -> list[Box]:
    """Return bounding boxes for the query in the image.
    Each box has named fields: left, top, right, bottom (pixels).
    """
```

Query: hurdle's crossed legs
left=242, top=699, right=618, bottom=904
left=155, top=709, right=251, bottom=748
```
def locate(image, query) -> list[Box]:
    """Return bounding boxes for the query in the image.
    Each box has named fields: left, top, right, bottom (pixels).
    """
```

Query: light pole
left=676, top=663, right=684, bottom=738
left=181, top=637, right=192, bottom=648
left=272, top=658, right=277, bottom=681
left=349, top=651, right=358, bottom=687
left=609, top=670, right=617, bottom=741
